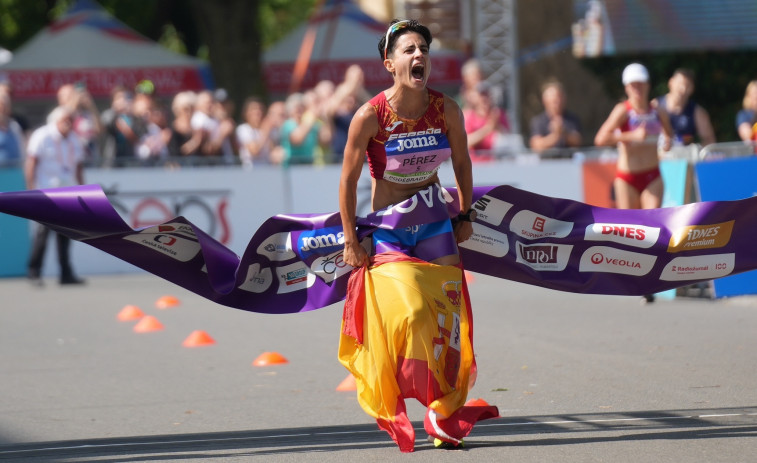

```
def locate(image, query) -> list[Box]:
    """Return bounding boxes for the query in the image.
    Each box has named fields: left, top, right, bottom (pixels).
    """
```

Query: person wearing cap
left=595, top=62, right=673, bottom=210
left=595, top=63, right=673, bottom=303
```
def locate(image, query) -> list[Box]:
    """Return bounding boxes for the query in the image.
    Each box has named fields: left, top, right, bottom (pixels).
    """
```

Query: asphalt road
left=1, top=271, right=756, bottom=462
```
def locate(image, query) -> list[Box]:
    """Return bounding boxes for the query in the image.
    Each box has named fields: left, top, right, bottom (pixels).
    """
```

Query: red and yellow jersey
left=366, top=89, right=452, bottom=184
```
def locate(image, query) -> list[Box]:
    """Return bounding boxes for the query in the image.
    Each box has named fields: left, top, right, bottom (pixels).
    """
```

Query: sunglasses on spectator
left=383, top=20, right=412, bottom=60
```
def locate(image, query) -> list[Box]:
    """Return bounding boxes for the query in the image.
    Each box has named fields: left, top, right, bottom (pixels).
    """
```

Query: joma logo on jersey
left=668, top=220, right=734, bottom=253
left=387, top=128, right=442, bottom=141
left=393, top=135, right=439, bottom=152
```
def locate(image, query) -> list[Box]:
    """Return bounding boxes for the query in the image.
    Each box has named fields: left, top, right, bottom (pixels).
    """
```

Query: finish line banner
left=0, top=184, right=755, bottom=313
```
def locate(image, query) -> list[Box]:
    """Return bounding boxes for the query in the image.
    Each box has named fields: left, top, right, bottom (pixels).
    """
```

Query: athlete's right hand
left=343, top=241, right=369, bottom=268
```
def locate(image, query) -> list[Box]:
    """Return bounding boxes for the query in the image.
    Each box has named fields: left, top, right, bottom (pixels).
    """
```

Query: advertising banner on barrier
left=695, top=157, right=757, bottom=298
left=0, top=168, right=28, bottom=277
left=2, top=183, right=757, bottom=313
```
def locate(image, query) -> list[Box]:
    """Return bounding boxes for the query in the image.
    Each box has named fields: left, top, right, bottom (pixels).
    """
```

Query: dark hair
left=243, top=96, right=265, bottom=113
left=672, top=68, right=695, bottom=82
left=378, top=19, right=432, bottom=61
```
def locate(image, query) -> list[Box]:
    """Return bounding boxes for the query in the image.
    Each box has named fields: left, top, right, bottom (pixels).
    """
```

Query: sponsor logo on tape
left=311, top=250, right=352, bottom=283
left=584, top=223, right=660, bottom=248
left=473, top=195, right=513, bottom=226
left=257, top=232, right=296, bottom=261
left=276, top=262, right=315, bottom=294
left=298, top=227, right=345, bottom=259
left=151, top=223, right=198, bottom=239
left=458, top=223, right=509, bottom=257
left=579, top=246, right=657, bottom=276
left=668, top=220, right=734, bottom=253
left=510, top=210, right=573, bottom=240
left=123, top=229, right=201, bottom=262
left=659, top=253, right=735, bottom=281
left=238, top=263, right=273, bottom=293
left=515, top=242, right=573, bottom=271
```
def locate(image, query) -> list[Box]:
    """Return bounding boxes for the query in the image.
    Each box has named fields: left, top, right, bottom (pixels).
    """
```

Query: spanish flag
left=339, top=252, right=499, bottom=452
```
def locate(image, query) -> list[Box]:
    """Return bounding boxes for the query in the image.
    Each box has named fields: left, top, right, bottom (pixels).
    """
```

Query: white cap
left=622, top=63, right=649, bottom=85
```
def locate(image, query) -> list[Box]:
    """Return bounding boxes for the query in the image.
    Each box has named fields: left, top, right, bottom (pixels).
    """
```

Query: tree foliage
left=0, top=0, right=317, bottom=112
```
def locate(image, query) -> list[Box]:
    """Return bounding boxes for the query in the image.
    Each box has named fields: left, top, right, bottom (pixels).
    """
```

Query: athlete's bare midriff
left=616, top=142, right=659, bottom=173
left=371, top=174, right=441, bottom=211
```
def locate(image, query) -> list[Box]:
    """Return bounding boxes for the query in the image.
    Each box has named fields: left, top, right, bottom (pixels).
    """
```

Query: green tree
left=1, top=0, right=317, bottom=113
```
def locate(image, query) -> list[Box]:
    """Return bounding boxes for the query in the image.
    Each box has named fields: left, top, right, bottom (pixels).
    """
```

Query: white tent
left=0, top=0, right=213, bottom=99
left=263, top=0, right=463, bottom=94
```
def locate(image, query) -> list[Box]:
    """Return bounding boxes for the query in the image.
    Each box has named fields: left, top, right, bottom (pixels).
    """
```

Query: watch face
left=468, top=209, right=478, bottom=222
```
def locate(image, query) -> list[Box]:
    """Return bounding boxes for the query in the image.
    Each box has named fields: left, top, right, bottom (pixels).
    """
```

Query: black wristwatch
left=457, top=208, right=478, bottom=222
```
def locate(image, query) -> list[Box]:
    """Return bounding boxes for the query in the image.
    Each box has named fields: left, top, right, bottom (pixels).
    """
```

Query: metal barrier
left=698, top=141, right=757, bottom=161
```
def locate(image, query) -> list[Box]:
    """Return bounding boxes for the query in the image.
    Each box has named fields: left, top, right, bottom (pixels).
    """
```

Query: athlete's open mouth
left=411, top=63, right=425, bottom=80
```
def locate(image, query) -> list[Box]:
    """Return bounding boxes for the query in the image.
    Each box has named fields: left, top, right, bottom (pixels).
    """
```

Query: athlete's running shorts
left=372, top=218, right=458, bottom=262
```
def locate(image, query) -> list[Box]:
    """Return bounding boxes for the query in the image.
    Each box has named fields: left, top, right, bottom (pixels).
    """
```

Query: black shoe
left=60, top=275, right=86, bottom=285
left=28, top=276, right=44, bottom=287
left=642, top=294, right=655, bottom=304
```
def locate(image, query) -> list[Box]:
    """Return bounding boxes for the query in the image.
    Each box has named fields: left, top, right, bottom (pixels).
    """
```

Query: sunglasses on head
left=383, top=20, right=412, bottom=60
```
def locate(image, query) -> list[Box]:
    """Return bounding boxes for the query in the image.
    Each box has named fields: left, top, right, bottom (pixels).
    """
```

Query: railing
left=4, top=140, right=754, bottom=171
left=698, top=141, right=757, bottom=161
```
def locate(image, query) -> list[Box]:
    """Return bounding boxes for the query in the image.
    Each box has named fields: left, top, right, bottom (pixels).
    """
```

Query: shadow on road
left=1, top=406, right=755, bottom=461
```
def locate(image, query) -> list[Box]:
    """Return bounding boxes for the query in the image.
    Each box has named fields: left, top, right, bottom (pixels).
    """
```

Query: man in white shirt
left=25, top=106, right=86, bottom=286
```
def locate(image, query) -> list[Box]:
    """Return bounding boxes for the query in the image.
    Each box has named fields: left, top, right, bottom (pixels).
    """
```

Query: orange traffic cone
left=133, top=315, right=164, bottom=333
left=155, top=295, right=180, bottom=309
left=336, top=374, right=357, bottom=391
left=182, top=330, right=216, bottom=347
left=465, top=397, right=491, bottom=407
left=252, top=352, right=289, bottom=366
left=117, top=305, right=144, bottom=321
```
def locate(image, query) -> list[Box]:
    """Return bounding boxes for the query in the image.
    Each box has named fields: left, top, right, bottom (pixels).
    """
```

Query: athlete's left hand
left=454, top=220, right=474, bottom=243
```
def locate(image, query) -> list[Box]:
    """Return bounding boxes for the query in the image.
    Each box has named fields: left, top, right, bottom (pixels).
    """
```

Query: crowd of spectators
left=3, top=58, right=754, bottom=171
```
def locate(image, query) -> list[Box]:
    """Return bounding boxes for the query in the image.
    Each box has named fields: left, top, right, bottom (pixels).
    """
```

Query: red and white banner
left=6, top=66, right=208, bottom=99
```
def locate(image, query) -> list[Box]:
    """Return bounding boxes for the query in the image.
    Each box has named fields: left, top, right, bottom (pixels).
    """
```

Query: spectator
left=212, top=89, right=237, bottom=164
left=100, top=85, right=138, bottom=166
left=280, top=92, right=331, bottom=166
left=0, top=92, right=25, bottom=166
left=656, top=68, right=715, bottom=147
left=168, top=91, right=202, bottom=158
left=130, top=81, right=153, bottom=159
left=326, top=65, right=370, bottom=163
left=192, top=90, right=234, bottom=161
left=135, top=104, right=171, bottom=164
left=457, top=58, right=505, bottom=112
left=236, top=97, right=276, bottom=168
left=58, top=83, right=102, bottom=162
left=264, top=100, right=287, bottom=165
left=736, top=80, right=757, bottom=143
left=529, top=80, right=582, bottom=153
left=0, top=80, right=30, bottom=134
left=463, top=82, right=511, bottom=162
left=25, top=106, right=86, bottom=286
